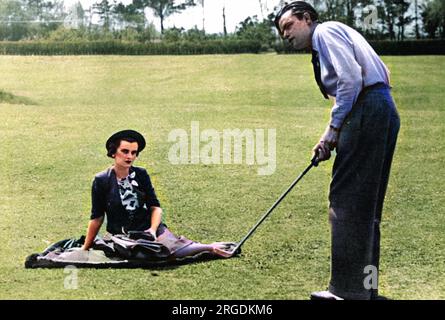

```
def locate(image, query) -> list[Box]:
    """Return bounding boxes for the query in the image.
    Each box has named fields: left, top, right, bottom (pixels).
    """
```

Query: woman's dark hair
left=107, top=137, right=139, bottom=158
left=274, top=1, right=319, bottom=36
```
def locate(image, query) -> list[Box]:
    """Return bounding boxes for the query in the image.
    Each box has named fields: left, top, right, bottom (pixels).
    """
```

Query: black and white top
left=90, top=166, right=161, bottom=234
left=117, top=171, right=149, bottom=223
left=117, top=171, right=140, bottom=212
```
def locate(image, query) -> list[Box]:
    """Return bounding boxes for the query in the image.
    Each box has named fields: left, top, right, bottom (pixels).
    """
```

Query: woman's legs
left=157, top=227, right=236, bottom=259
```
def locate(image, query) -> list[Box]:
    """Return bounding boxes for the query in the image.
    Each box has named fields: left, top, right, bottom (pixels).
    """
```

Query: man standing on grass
left=274, top=1, right=400, bottom=300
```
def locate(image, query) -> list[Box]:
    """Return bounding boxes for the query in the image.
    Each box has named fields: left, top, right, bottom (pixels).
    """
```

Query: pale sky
left=64, top=0, right=284, bottom=34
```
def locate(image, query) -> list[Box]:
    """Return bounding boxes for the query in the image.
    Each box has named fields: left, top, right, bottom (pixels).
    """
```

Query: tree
left=222, top=2, right=227, bottom=36
left=258, top=0, right=265, bottom=20
left=381, top=0, right=397, bottom=40
left=315, top=0, right=372, bottom=27
left=235, top=15, right=275, bottom=47
left=319, top=0, right=346, bottom=23
left=378, top=0, right=413, bottom=40
left=27, top=0, right=53, bottom=21
left=0, top=0, right=65, bottom=40
left=345, top=0, right=356, bottom=27
left=394, top=0, right=412, bottom=40
left=0, top=0, right=29, bottom=40
left=422, top=0, right=445, bottom=38
left=26, top=0, right=65, bottom=37
left=414, top=0, right=420, bottom=39
left=134, top=0, right=196, bottom=34
left=113, top=1, right=146, bottom=29
left=64, top=1, right=85, bottom=29
left=197, top=0, right=204, bottom=32
left=93, top=0, right=114, bottom=31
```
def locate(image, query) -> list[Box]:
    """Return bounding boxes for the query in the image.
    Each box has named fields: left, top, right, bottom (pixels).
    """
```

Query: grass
left=0, top=54, right=444, bottom=300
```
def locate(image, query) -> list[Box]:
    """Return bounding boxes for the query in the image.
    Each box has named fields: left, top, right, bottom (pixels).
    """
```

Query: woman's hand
left=81, top=216, right=104, bottom=250
left=144, top=228, right=158, bottom=241
left=144, top=206, right=163, bottom=241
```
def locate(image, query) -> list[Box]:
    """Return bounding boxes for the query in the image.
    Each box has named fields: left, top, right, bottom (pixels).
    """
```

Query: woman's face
left=113, top=140, right=139, bottom=168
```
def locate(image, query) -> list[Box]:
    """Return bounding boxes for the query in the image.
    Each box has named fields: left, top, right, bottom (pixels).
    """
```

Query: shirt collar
left=109, top=165, right=136, bottom=180
left=310, top=22, right=320, bottom=52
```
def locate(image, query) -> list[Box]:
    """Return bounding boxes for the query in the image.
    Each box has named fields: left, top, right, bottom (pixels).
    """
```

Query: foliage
left=113, top=1, right=146, bottom=29
left=46, top=24, right=158, bottom=42
left=0, top=0, right=65, bottom=40
left=0, top=0, right=445, bottom=44
left=422, top=0, right=445, bottom=38
left=163, top=26, right=229, bottom=42
left=235, top=15, right=276, bottom=50
left=92, top=0, right=113, bottom=30
left=133, top=0, right=196, bottom=34
left=0, top=39, right=263, bottom=55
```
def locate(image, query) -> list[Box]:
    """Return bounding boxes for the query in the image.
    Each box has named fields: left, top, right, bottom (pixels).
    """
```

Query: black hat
left=106, top=130, right=146, bottom=155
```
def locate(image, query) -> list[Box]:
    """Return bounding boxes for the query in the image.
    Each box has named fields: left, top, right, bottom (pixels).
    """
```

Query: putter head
left=212, top=242, right=241, bottom=258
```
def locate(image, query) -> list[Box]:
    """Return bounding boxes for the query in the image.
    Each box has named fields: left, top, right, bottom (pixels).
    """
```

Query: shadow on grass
left=0, top=89, right=36, bottom=105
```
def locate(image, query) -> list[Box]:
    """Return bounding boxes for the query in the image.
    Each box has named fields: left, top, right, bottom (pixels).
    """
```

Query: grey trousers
left=328, top=83, right=400, bottom=300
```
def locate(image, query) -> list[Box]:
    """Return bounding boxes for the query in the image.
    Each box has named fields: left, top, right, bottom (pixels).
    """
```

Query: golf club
left=220, top=155, right=320, bottom=258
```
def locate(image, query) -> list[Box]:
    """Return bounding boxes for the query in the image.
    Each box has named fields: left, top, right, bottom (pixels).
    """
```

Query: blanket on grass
left=25, top=231, right=237, bottom=269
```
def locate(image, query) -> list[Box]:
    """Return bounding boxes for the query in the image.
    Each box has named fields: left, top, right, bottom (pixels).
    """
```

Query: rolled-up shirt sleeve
left=141, top=169, right=161, bottom=208
left=90, top=177, right=106, bottom=220
left=316, top=27, right=363, bottom=128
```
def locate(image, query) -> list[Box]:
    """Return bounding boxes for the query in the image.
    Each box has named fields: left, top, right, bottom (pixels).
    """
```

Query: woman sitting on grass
left=81, top=129, right=235, bottom=259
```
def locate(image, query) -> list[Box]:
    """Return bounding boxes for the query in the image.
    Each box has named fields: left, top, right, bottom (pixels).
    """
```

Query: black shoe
left=310, top=290, right=344, bottom=300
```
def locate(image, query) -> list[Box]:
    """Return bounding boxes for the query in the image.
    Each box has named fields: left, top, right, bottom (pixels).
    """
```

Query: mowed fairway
left=0, top=54, right=444, bottom=299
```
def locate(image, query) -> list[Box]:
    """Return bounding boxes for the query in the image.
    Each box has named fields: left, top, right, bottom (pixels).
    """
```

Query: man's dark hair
left=274, top=1, right=319, bottom=36
left=107, top=137, right=139, bottom=158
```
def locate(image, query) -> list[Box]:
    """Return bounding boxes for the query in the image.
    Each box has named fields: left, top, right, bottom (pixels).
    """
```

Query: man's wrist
left=329, top=124, right=340, bottom=132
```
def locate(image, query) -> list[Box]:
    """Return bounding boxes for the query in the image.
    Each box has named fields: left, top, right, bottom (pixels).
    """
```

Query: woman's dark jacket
left=90, top=166, right=161, bottom=235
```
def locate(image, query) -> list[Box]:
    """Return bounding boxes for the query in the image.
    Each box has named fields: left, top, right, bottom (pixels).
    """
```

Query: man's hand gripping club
left=312, top=124, right=339, bottom=161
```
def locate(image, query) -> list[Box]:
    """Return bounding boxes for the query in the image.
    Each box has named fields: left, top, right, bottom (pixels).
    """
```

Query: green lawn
left=0, top=54, right=444, bottom=300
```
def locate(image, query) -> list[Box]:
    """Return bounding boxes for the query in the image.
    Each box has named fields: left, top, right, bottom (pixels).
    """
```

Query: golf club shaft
left=234, top=157, right=318, bottom=253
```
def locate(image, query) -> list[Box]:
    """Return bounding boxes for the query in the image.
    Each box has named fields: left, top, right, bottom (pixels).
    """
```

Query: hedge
left=274, top=39, right=445, bottom=55
left=0, top=40, right=263, bottom=55
left=368, top=40, right=445, bottom=55
left=2, top=39, right=442, bottom=56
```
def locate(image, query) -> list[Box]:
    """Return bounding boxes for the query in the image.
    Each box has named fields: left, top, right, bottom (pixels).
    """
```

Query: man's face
left=114, top=140, right=139, bottom=168
left=279, top=10, right=312, bottom=50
